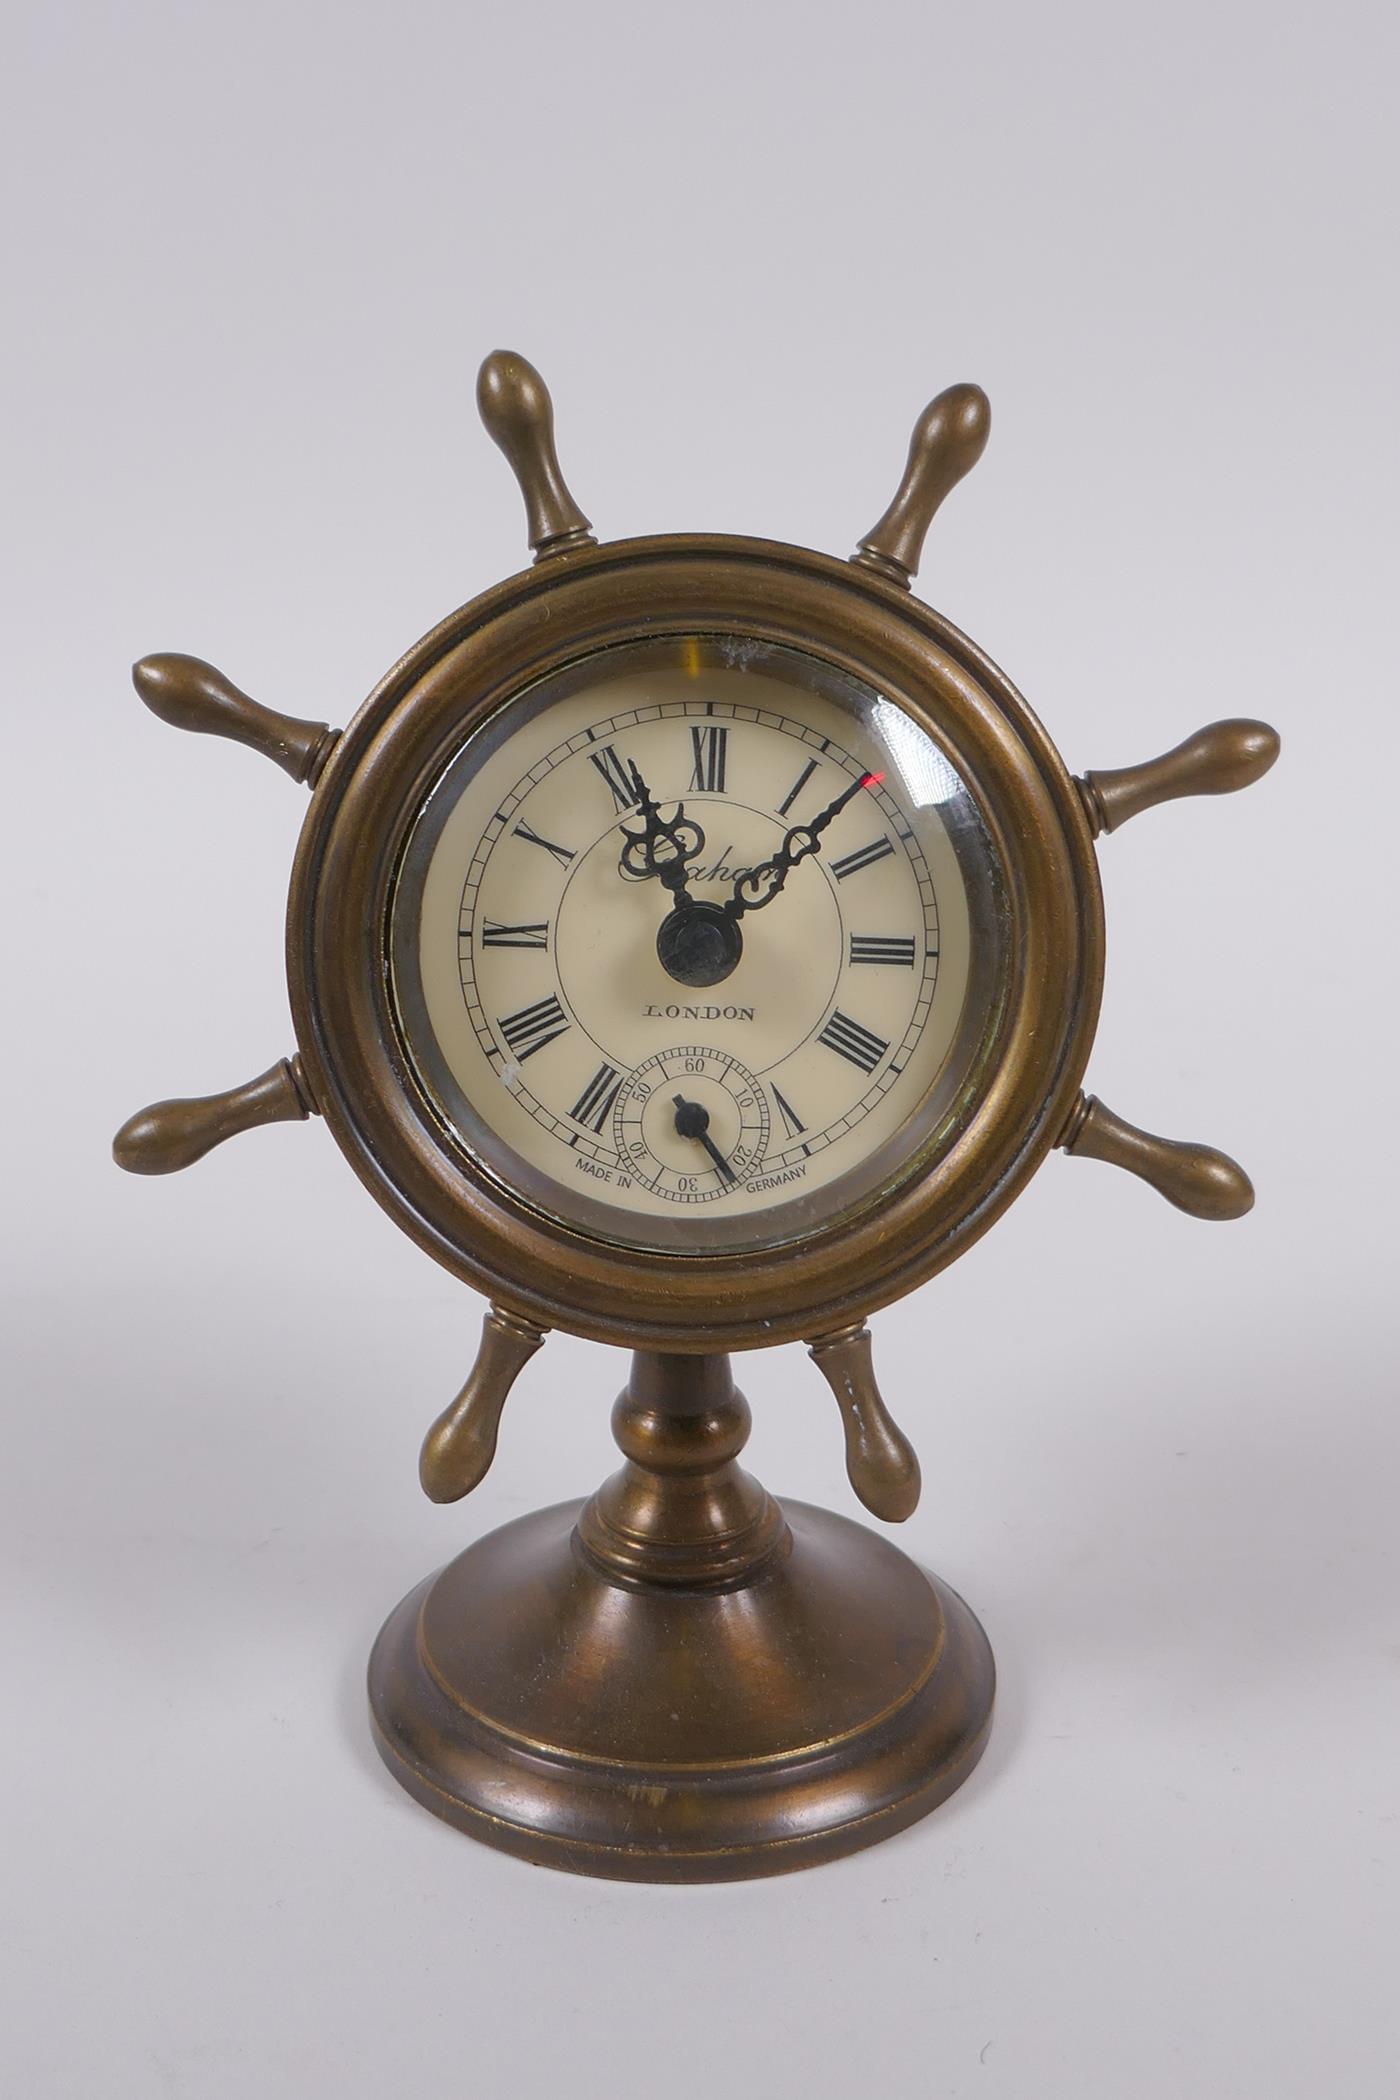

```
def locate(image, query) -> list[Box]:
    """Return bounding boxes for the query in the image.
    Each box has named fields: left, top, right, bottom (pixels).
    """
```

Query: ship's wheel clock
left=115, top=353, right=1278, bottom=1880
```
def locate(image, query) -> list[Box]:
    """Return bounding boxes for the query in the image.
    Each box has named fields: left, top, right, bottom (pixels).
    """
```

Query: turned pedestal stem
left=577, top=1353, right=786, bottom=1588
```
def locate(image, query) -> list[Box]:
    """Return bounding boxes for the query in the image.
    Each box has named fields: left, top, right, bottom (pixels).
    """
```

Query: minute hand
left=724, top=771, right=881, bottom=920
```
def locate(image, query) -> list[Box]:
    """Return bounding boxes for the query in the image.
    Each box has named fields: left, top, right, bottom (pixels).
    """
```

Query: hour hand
left=618, top=762, right=705, bottom=903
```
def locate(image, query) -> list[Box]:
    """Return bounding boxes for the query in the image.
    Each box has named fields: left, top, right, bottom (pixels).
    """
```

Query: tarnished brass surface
left=123, top=351, right=1279, bottom=1349
left=117, top=349, right=1278, bottom=1879
left=1059, top=1092, right=1255, bottom=1219
left=1079, top=718, right=1280, bottom=835
left=476, top=350, right=595, bottom=560
left=807, top=1324, right=921, bottom=1522
left=287, top=533, right=1104, bottom=1350
left=853, top=384, right=991, bottom=585
left=419, top=1305, right=548, bottom=1503
left=369, top=1353, right=994, bottom=1881
left=113, top=1055, right=314, bottom=1174
left=132, top=653, right=339, bottom=786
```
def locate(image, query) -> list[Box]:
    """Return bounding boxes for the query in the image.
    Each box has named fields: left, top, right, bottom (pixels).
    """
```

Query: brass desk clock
left=115, top=354, right=1278, bottom=1880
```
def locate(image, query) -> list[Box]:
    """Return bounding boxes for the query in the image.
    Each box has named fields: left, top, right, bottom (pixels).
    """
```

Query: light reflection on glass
left=872, top=698, right=964, bottom=808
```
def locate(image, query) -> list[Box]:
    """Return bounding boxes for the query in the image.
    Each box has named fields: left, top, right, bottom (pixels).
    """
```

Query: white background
left=4, top=4, right=1397, bottom=2095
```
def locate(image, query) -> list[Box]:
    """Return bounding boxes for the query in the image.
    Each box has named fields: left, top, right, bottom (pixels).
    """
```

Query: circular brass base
left=368, top=1497, right=994, bottom=1882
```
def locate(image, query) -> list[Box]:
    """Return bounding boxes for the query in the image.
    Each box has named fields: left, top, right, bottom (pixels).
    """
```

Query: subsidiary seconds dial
left=612, top=1047, right=768, bottom=1203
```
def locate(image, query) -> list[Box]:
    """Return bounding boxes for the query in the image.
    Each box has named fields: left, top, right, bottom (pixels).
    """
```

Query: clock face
left=388, top=637, right=1008, bottom=1253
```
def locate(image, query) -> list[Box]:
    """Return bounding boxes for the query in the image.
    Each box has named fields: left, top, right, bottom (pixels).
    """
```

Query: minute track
left=437, top=666, right=954, bottom=1235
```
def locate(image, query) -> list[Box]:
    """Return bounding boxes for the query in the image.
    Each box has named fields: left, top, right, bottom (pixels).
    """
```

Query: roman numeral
left=777, top=757, right=818, bottom=817
left=497, top=994, right=570, bottom=1062
left=689, top=724, right=728, bottom=793
left=771, top=1086, right=806, bottom=1139
left=479, top=920, right=549, bottom=950
left=569, top=1061, right=623, bottom=1134
left=817, top=1009, right=889, bottom=1075
left=848, top=933, right=916, bottom=967
left=589, top=744, right=640, bottom=811
left=829, top=836, right=895, bottom=883
left=512, top=820, right=575, bottom=870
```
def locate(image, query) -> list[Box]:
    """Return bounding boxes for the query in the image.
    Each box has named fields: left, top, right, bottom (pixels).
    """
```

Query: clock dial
left=389, top=638, right=1007, bottom=1252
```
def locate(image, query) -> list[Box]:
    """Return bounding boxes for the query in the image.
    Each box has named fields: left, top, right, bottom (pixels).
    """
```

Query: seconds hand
left=671, top=1094, right=737, bottom=1187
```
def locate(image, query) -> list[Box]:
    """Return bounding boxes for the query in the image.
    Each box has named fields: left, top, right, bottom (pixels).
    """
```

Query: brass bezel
left=287, top=534, right=1105, bottom=1349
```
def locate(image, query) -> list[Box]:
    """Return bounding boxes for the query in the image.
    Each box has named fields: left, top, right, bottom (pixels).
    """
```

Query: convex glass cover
left=389, top=638, right=1007, bottom=1251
